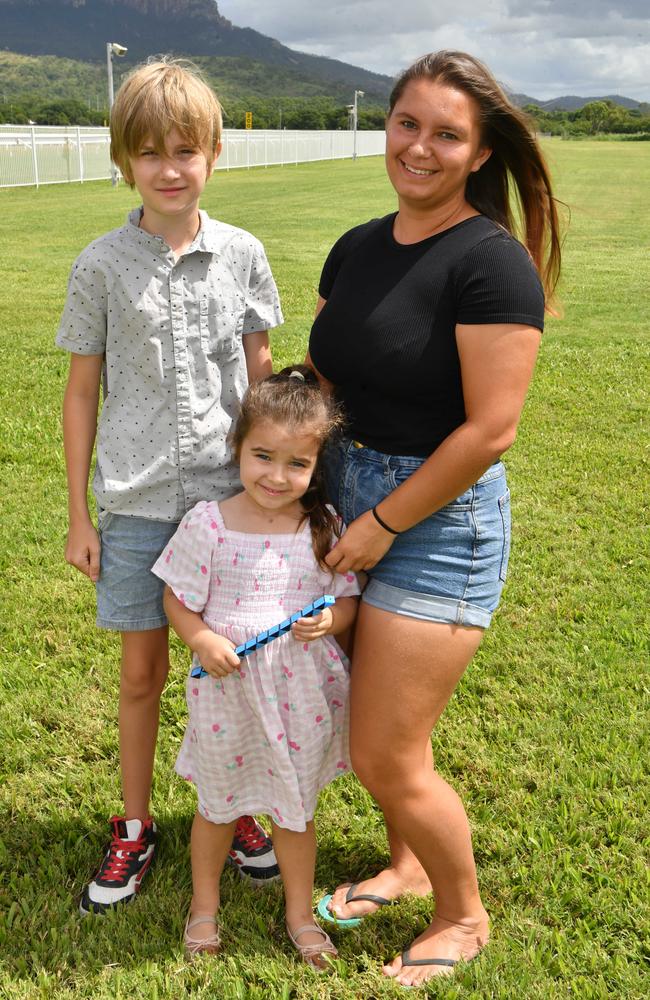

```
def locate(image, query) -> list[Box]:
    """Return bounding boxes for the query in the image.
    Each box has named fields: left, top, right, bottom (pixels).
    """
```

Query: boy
left=57, top=60, right=283, bottom=915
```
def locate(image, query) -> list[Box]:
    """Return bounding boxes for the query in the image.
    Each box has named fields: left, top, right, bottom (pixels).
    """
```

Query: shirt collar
left=125, top=207, right=220, bottom=257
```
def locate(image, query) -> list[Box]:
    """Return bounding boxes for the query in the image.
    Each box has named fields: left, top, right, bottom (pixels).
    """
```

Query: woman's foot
left=184, top=910, right=220, bottom=958
left=327, top=866, right=431, bottom=920
left=382, top=910, right=490, bottom=986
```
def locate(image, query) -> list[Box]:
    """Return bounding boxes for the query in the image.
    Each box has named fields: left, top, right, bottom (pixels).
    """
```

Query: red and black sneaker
left=79, top=816, right=156, bottom=916
left=227, top=815, right=280, bottom=886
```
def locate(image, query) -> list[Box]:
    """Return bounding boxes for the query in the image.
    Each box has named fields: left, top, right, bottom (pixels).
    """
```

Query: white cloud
left=216, top=0, right=650, bottom=99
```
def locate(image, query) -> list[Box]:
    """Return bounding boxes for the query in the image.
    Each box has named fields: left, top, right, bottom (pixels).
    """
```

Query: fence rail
left=0, top=125, right=385, bottom=189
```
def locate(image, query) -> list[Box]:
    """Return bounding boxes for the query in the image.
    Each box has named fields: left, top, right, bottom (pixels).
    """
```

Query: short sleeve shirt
left=310, top=214, right=544, bottom=456
left=56, top=208, right=283, bottom=519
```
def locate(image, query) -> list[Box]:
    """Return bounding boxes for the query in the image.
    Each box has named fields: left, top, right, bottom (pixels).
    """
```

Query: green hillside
left=0, top=51, right=388, bottom=128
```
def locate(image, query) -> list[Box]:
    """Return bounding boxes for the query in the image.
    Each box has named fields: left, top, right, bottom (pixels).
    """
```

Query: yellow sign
left=245, top=112, right=253, bottom=130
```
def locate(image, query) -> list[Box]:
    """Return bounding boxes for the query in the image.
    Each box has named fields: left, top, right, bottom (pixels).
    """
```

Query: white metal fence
left=0, top=125, right=385, bottom=189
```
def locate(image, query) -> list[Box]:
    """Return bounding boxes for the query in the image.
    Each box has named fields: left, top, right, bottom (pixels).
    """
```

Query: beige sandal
left=184, top=911, right=220, bottom=958
left=286, top=922, right=338, bottom=971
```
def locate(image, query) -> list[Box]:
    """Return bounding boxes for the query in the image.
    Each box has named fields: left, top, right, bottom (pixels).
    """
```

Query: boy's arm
left=163, top=586, right=241, bottom=678
left=243, top=331, right=273, bottom=382
left=62, top=353, right=103, bottom=581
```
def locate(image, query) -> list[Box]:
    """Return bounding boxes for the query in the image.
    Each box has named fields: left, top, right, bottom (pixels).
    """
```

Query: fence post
left=264, top=131, right=267, bottom=168
left=225, top=131, right=229, bottom=171
left=77, top=127, right=84, bottom=183
left=30, top=126, right=39, bottom=189
left=246, top=129, right=250, bottom=170
left=280, top=128, right=284, bottom=167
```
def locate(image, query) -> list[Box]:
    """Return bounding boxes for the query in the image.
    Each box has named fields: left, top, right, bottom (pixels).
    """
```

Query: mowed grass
left=0, top=140, right=648, bottom=999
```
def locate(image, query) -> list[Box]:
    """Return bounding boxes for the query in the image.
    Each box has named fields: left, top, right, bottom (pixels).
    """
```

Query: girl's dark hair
left=389, top=50, right=562, bottom=308
left=231, top=365, right=343, bottom=568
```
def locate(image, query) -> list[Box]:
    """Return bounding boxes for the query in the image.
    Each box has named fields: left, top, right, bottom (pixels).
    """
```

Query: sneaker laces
left=235, top=816, right=269, bottom=851
left=99, top=821, right=147, bottom=882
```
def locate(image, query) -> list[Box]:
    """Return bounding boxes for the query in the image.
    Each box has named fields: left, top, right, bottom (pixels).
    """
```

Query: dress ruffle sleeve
left=151, top=500, right=220, bottom=612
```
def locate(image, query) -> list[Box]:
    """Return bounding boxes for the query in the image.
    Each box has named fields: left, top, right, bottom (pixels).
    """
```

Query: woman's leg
left=344, top=603, right=488, bottom=984
left=119, top=627, right=170, bottom=819
left=272, top=820, right=337, bottom=969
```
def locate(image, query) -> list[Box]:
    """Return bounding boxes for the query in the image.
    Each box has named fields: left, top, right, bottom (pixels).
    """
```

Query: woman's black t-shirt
left=309, top=213, right=545, bottom=456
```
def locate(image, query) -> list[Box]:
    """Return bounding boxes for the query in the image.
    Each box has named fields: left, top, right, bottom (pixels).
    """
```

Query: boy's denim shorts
left=324, top=438, right=511, bottom=629
left=96, top=511, right=179, bottom=631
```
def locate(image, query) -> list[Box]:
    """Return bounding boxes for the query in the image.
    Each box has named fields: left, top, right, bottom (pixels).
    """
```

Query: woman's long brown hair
left=389, top=50, right=563, bottom=308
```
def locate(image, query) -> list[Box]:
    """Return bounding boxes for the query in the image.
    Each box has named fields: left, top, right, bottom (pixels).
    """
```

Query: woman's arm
left=304, top=296, right=335, bottom=394
left=163, top=586, right=241, bottom=678
left=62, top=352, right=103, bottom=581
left=243, top=330, right=273, bottom=382
left=325, top=322, right=541, bottom=574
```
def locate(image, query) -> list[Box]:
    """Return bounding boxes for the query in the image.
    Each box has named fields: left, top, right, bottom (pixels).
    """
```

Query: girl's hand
left=325, top=509, right=396, bottom=574
left=194, top=632, right=241, bottom=678
left=291, top=608, right=333, bottom=642
left=65, top=520, right=101, bottom=582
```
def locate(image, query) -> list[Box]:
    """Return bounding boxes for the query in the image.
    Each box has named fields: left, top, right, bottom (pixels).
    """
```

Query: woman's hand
left=193, top=632, right=241, bottom=678
left=325, top=509, right=396, bottom=574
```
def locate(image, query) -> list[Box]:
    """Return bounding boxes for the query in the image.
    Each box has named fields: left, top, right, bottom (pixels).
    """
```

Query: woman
left=307, top=51, right=561, bottom=985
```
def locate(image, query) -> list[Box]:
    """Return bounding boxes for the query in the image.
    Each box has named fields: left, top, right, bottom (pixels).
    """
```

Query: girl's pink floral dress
left=152, top=500, right=360, bottom=831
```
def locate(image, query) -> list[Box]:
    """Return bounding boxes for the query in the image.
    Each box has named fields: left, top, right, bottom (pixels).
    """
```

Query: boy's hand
left=194, top=632, right=241, bottom=678
left=65, top=521, right=101, bottom=583
left=291, top=608, right=333, bottom=643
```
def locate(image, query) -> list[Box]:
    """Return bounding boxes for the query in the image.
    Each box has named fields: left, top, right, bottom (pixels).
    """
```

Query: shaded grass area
left=1, top=141, right=649, bottom=998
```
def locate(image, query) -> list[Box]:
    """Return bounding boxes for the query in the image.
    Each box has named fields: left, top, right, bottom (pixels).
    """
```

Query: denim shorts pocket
left=387, top=459, right=423, bottom=491
left=97, top=508, right=113, bottom=534
left=497, top=489, right=511, bottom=583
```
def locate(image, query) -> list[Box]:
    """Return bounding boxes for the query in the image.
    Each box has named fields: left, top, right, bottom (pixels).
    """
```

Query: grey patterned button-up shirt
left=57, top=208, right=283, bottom=520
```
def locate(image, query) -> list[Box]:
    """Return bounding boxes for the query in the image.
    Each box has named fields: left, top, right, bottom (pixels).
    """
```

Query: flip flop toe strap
left=401, top=947, right=457, bottom=968
left=345, top=882, right=396, bottom=907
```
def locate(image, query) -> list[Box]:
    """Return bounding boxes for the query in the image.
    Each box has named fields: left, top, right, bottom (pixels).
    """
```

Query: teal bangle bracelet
left=371, top=505, right=400, bottom=535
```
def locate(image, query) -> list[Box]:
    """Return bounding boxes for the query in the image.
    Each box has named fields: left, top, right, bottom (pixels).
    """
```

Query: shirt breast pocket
left=199, top=298, right=241, bottom=360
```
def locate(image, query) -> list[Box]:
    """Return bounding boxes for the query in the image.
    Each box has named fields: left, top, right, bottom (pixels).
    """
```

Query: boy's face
left=128, top=127, right=220, bottom=224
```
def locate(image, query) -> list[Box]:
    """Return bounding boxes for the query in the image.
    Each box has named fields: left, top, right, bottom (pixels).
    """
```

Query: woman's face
left=385, top=77, right=491, bottom=213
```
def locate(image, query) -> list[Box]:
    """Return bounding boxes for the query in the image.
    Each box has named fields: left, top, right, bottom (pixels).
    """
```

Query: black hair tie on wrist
left=371, top=505, right=401, bottom=535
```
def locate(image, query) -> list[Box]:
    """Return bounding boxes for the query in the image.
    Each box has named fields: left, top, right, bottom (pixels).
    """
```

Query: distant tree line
left=2, top=93, right=648, bottom=136
left=0, top=94, right=388, bottom=129
left=525, top=100, right=650, bottom=137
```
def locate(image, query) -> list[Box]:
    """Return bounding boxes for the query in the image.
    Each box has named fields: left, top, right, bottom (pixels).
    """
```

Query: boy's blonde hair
left=110, top=58, right=222, bottom=185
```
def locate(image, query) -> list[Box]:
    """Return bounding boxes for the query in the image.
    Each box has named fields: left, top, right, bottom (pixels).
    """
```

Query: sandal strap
left=184, top=912, right=220, bottom=955
left=288, top=923, right=336, bottom=957
left=186, top=914, right=218, bottom=933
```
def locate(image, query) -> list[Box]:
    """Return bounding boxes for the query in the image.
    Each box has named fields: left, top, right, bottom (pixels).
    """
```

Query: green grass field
left=0, top=141, right=648, bottom=999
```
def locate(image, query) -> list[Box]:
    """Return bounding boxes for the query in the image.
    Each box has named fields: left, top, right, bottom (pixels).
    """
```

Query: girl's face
left=238, top=420, right=320, bottom=515
left=385, top=77, right=491, bottom=214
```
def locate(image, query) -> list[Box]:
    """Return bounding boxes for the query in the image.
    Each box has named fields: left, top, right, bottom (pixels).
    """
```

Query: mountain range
left=0, top=0, right=643, bottom=111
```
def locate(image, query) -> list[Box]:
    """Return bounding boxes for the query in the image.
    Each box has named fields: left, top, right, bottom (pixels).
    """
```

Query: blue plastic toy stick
left=190, top=595, right=335, bottom=678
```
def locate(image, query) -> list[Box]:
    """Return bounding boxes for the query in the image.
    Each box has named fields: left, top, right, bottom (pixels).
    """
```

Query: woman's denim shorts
left=324, top=438, right=511, bottom=629
left=96, top=511, right=179, bottom=631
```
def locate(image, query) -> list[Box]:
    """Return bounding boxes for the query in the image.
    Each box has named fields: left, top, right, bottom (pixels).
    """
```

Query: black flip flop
left=401, top=946, right=457, bottom=969
left=317, top=882, right=397, bottom=928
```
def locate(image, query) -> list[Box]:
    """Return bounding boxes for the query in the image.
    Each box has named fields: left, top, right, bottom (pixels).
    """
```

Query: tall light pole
left=106, top=41, right=128, bottom=186
left=352, top=89, right=364, bottom=160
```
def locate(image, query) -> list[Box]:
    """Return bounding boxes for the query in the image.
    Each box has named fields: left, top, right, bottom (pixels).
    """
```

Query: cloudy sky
left=217, top=0, right=650, bottom=101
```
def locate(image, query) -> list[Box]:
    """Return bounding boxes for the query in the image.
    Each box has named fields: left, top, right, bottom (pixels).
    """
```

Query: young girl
left=152, top=366, right=360, bottom=969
